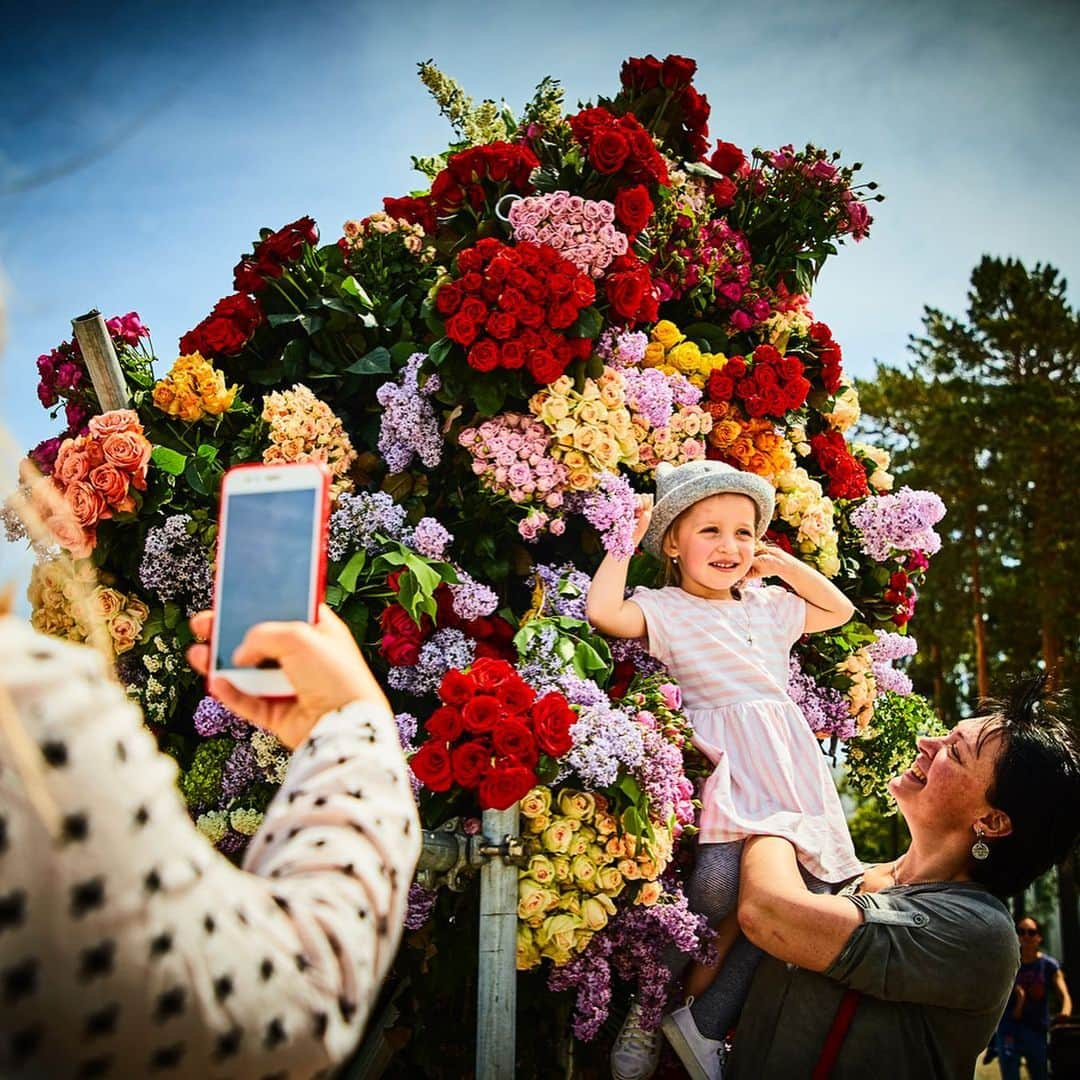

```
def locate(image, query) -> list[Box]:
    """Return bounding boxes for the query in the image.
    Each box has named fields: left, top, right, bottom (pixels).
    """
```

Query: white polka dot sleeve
left=0, top=615, right=420, bottom=1079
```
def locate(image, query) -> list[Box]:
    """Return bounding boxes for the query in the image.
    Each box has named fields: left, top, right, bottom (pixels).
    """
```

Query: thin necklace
left=737, top=599, right=753, bottom=647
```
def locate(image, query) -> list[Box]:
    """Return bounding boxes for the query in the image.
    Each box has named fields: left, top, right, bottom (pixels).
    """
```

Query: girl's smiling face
left=663, top=493, right=757, bottom=599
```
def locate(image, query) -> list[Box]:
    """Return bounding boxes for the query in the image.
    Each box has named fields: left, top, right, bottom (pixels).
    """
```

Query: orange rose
left=89, top=409, right=142, bottom=438
left=65, top=481, right=106, bottom=528
left=53, top=440, right=92, bottom=485
left=47, top=514, right=95, bottom=558
left=89, top=464, right=131, bottom=509
left=101, top=431, right=151, bottom=485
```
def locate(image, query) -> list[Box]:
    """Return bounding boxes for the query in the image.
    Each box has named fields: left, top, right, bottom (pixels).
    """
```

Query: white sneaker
left=611, top=998, right=662, bottom=1080
left=661, top=1002, right=724, bottom=1080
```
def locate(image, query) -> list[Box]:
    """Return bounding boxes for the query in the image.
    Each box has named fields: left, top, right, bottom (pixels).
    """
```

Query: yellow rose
left=594, top=812, right=618, bottom=837
left=91, top=586, right=126, bottom=620
left=516, top=924, right=541, bottom=971
left=635, top=880, right=663, bottom=906
left=572, top=426, right=600, bottom=454
left=527, top=854, right=557, bottom=886
left=597, top=866, right=626, bottom=897
left=568, top=825, right=597, bottom=857
left=539, top=396, right=571, bottom=424
left=541, top=819, right=577, bottom=854
left=643, top=341, right=666, bottom=367
left=567, top=468, right=596, bottom=492
left=537, top=913, right=582, bottom=964
left=652, top=320, right=684, bottom=350
left=581, top=894, right=617, bottom=931
left=550, top=375, right=574, bottom=397
left=525, top=814, right=550, bottom=835
left=557, top=890, right=582, bottom=916
left=557, top=790, right=596, bottom=821
left=552, top=855, right=572, bottom=884
left=617, top=857, right=641, bottom=880
left=520, top=787, right=552, bottom=819
left=571, top=854, right=599, bottom=890
left=517, top=878, right=559, bottom=922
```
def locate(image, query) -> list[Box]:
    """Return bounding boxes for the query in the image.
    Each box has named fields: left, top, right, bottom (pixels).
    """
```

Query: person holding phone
left=0, top=585, right=420, bottom=1077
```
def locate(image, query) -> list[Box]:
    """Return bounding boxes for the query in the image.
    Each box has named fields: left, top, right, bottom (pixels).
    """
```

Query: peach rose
left=108, top=611, right=143, bottom=654
left=65, top=481, right=106, bottom=528
left=89, top=464, right=131, bottom=509
left=101, top=431, right=151, bottom=480
left=635, top=880, right=663, bottom=906
left=54, top=440, right=92, bottom=485
left=46, top=515, right=95, bottom=558
left=89, top=409, right=141, bottom=438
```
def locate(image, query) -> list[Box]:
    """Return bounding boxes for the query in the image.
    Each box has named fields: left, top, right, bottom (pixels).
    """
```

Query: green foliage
left=178, top=736, right=233, bottom=808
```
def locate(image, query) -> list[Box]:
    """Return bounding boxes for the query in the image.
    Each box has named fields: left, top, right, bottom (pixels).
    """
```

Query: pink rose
left=47, top=514, right=95, bottom=558
left=89, top=409, right=142, bottom=438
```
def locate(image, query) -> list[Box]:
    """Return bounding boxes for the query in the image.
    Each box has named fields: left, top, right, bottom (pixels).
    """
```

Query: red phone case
left=209, top=462, right=331, bottom=698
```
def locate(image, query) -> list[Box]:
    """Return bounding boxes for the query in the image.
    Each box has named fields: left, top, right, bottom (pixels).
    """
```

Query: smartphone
left=209, top=462, right=330, bottom=697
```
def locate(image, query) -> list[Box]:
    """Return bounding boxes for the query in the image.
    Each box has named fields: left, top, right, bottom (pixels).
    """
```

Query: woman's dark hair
left=971, top=674, right=1080, bottom=897
left=1015, top=915, right=1042, bottom=934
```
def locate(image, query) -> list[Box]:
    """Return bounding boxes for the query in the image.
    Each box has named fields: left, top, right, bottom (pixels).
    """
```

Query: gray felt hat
left=642, top=460, right=776, bottom=558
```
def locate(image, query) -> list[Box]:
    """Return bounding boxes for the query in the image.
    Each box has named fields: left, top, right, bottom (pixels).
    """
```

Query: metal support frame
left=71, top=310, right=129, bottom=411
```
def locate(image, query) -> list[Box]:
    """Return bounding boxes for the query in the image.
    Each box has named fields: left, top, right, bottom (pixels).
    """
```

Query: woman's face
left=664, top=493, right=757, bottom=599
left=890, top=717, right=1005, bottom=836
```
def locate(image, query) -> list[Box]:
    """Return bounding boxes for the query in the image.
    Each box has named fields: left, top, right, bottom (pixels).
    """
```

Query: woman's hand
left=631, top=494, right=654, bottom=547
left=186, top=605, right=390, bottom=750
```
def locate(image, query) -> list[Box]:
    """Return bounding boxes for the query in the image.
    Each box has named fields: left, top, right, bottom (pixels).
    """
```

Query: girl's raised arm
left=585, top=495, right=651, bottom=640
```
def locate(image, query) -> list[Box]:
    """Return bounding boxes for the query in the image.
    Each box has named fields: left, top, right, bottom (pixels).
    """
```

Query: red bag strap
left=811, top=988, right=862, bottom=1079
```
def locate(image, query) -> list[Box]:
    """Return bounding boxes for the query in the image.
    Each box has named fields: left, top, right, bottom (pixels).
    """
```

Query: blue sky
left=2, top=0, right=1078, bottom=586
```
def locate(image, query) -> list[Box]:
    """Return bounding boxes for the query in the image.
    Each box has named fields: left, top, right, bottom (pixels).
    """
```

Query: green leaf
left=403, top=552, right=441, bottom=595
left=340, top=276, right=374, bottom=308
left=343, top=346, right=392, bottom=375
left=324, top=583, right=344, bottom=607
left=337, top=550, right=368, bottom=594
left=390, top=340, right=421, bottom=364
left=196, top=443, right=218, bottom=462
left=300, top=313, right=326, bottom=336
left=683, top=321, right=730, bottom=350
left=571, top=306, right=603, bottom=340
left=382, top=295, right=407, bottom=327
left=617, top=774, right=643, bottom=803
left=622, top=806, right=643, bottom=837
left=151, top=446, right=187, bottom=476
left=428, top=337, right=453, bottom=368
left=472, top=379, right=507, bottom=417
left=267, top=312, right=302, bottom=327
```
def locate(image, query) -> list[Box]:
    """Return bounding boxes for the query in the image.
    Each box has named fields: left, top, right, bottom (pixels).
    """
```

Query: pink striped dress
left=631, top=584, right=863, bottom=883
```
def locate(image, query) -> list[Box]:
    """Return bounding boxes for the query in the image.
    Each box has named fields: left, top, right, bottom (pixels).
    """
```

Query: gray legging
left=678, top=841, right=830, bottom=1041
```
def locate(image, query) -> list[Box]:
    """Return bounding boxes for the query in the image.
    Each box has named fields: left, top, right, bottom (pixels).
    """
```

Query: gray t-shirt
left=728, top=881, right=1019, bottom=1079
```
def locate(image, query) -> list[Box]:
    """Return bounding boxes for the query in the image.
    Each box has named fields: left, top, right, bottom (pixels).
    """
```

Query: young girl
left=587, top=459, right=862, bottom=1080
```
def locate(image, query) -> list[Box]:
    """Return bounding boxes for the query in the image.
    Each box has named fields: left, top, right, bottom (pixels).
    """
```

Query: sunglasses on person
left=1017, top=928, right=1041, bottom=936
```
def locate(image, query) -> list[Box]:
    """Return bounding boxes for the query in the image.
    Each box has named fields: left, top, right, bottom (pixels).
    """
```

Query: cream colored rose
left=635, top=880, right=663, bottom=906
left=557, top=790, right=596, bottom=821
left=581, top=893, right=617, bottom=931
left=517, top=877, right=559, bottom=922
left=516, top=924, right=541, bottom=971
left=571, top=854, right=598, bottom=890
left=527, top=854, right=557, bottom=886
left=541, top=819, right=576, bottom=854
left=597, top=866, right=626, bottom=897
left=520, top=787, right=552, bottom=819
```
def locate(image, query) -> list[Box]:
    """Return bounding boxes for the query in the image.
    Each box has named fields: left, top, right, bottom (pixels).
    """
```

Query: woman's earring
left=671, top=555, right=678, bottom=564
left=971, top=826, right=990, bottom=861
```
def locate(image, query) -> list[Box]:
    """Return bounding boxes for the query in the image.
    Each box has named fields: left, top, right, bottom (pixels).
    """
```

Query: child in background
left=588, top=460, right=863, bottom=1080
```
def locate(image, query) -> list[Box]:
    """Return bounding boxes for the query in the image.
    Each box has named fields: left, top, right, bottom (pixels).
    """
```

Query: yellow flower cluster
left=822, top=386, right=861, bottom=433
left=341, top=212, right=434, bottom=264
left=762, top=307, right=813, bottom=353
left=29, top=559, right=150, bottom=655
left=529, top=369, right=638, bottom=490
left=838, top=646, right=877, bottom=732
left=152, top=352, right=238, bottom=423
left=774, top=466, right=842, bottom=578
left=515, top=787, right=670, bottom=969
left=852, top=442, right=894, bottom=492
left=417, top=60, right=510, bottom=147
left=706, top=401, right=796, bottom=482
left=261, top=383, right=357, bottom=498
left=642, top=320, right=726, bottom=388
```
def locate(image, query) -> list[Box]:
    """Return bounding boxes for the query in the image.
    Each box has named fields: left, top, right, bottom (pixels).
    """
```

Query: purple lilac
left=608, top=637, right=666, bottom=678
left=328, top=490, right=410, bottom=561
left=139, top=514, right=214, bottom=611
left=410, top=516, right=452, bottom=560
left=394, top=711, right=419, bottom=748
left=375, top=352, right=443, bottom=473
left=387, top=628, right=476, bottom=697
left=566, top=700, right=645, bottom=788
left=216, top=831, right=248, bottom=856
left=597, top=328, right=648, bottom=369
left=636, top=727, right=686, bottom=821
left=193, top=696, right=251, bottom=739
left=220, top=739, right=259, bottom=803
left=532, top=562, right=591, bottom=620
left=570, top=472, right=637, bottom=561
left=622, top=368, right=677, bottom=429
left=869, top=633, right=917, bottom=696
left=404, top=883, right=438, bottom=930
left=449, top=572, right=499, bottom=621
left=850, top=487, right=946, bottom=562
left=788, top=656, right=855, bottom=739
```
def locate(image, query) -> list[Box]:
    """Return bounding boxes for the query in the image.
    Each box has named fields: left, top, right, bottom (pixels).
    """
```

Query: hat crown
left=655, top=459, right=739, bottom=501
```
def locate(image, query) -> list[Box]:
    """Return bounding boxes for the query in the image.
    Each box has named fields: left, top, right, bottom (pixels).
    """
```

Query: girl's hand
left=745, top=543, right=791, bottom=582
left=631, top=494, right=654, bottom=546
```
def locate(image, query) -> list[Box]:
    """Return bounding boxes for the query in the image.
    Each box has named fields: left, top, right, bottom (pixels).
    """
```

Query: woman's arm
left=737, top=835, right=863, bottom=972
left=749, top=546, right=855, bottom=634
left=1012, top=985, right=1027, bottom=1020
left=1054, top=967, right=1073, bottom=1017
left=585, top=496, right=651, bottom=639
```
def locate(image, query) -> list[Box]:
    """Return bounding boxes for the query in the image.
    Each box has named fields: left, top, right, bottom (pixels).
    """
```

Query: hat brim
left=642, top=471, right=775, bottom=557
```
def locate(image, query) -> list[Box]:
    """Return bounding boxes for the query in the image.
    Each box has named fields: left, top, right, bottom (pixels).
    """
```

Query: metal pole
left=71, top=310, right=129, bottom=412
left=476, top=804, right=520, bottom=1080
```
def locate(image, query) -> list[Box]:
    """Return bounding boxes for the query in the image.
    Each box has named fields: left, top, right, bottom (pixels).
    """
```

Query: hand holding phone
left=210, top=463, right=330, bottom=698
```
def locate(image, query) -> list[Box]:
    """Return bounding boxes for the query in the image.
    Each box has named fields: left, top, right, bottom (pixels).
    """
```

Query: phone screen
left=215, top=485, right=319, bottom=670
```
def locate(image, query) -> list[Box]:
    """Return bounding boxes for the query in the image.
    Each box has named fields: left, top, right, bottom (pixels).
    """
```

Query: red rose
left=680, top=85, right=709, bottom=129
left=380, top=603, right=422, bottom=640
left=438, top=668, right=477, bottom=706
left=383, top=195, right=436, bottom=234
left=445, top=312, right=478, bottom=346
left=426, top=705, right=465, bottom=742
left=527, top=348, right=566, bottom=385
left=460, top=297, right=489, bottom=324
left=531, top=693, right=575, bottom=757
left=478, top=765, right=537, bottom=811
left=493, top=721, right=537, bottom=765
left=499, top=340, right=526, bottom=369
left=381, top=633, right=421, bottom=667
left=457, top=247, right=485, bottom=274
left=606, top=267, right=647, bottom=321
left=614, top=184, right=655, bottom=235
left=501, top=677, right=536, bottom=715
left=710, top=140, right=746, bottom=177
left=233, top=257, right=266, bottom=294
left=410, top=742, right=454, bottom=792
left=451, top=740, right=491, bottom=788
left=435, top=282, right=463, bottom=316
left=710, top=176, right=737, bottom=209
left=590, top=128, right=631, bottom=175
left=660, top=54, right=697, bottom=91
left=462, top=694, right=503, bottom=734
left=486, top=311, right=517, bottom=340
left=706, top=371, right=735, bottom=403
left=779, top=357, right=805, bottom=382
left=470, top=657, right=516, bottom=692
left=725, top=356, right=748, bottom=379
left=465, top=339, right=499, bottom=372
left=620, top=54, right=662, bottom=91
